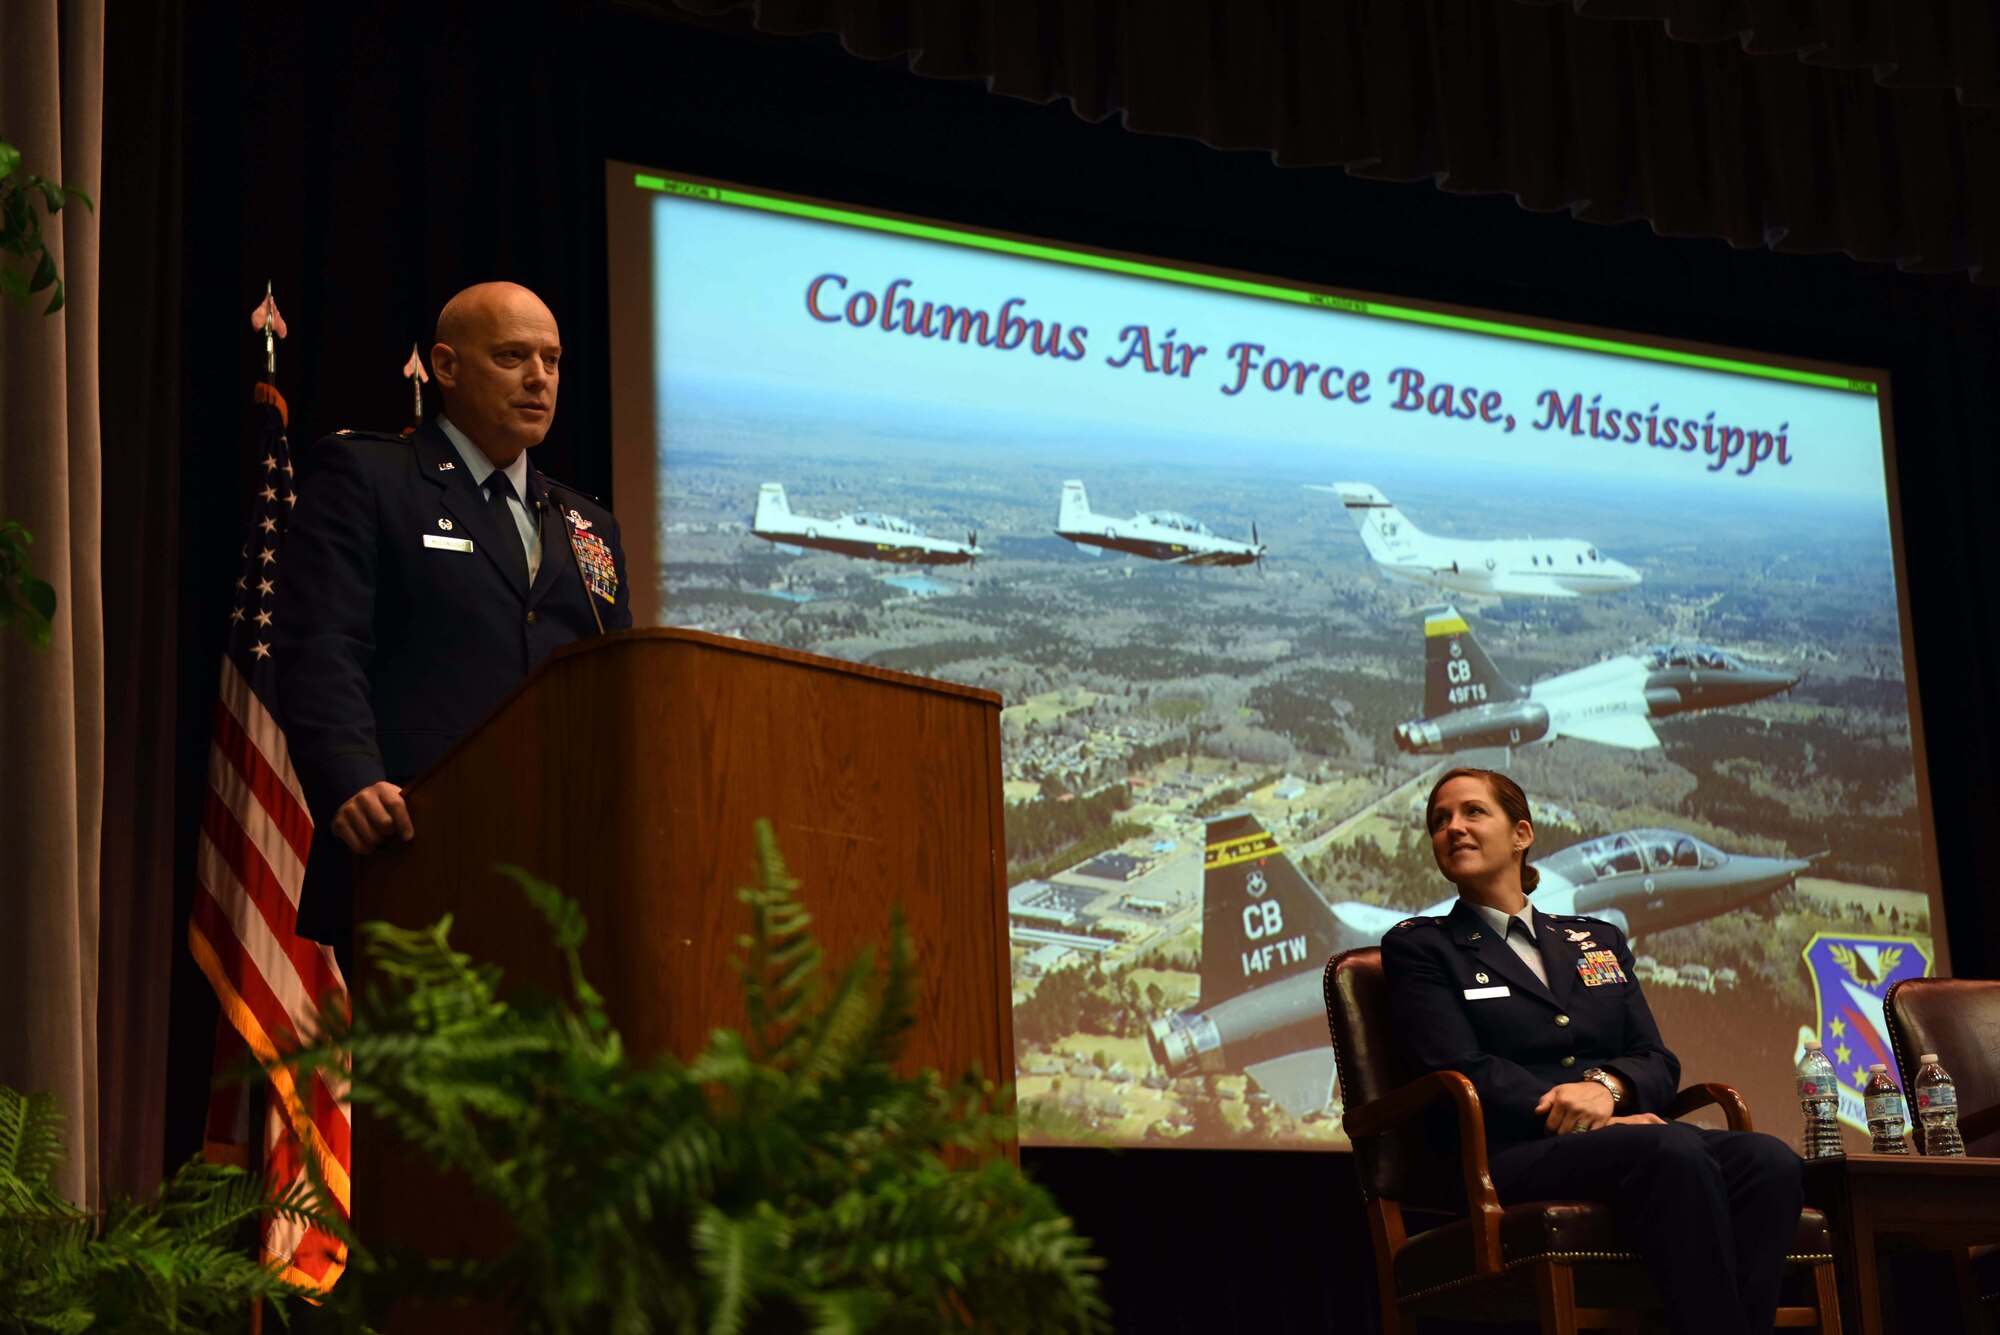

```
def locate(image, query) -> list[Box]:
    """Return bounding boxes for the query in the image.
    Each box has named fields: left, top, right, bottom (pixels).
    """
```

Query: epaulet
left=1393, top=916, right=1442, bottom=931
left=329, top=428, right=411, bottom=444
left=539, top=474, right=609, bottom=509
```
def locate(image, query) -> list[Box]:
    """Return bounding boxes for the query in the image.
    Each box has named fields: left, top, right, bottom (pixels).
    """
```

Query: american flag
left=187, top=379, right=351, bottom=1290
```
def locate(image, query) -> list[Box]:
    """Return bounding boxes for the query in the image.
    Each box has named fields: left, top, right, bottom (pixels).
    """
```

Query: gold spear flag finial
left=249, top=282, right=288, bottom=381
left=402, top=342, right=430, bottom=429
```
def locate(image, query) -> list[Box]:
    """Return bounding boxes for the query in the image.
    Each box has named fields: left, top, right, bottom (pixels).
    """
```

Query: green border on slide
left=632, top=173, right=1878, bottom=396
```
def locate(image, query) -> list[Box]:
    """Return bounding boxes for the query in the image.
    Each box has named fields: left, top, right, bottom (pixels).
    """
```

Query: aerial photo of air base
left=649, top=375, right=1934, bottom=1154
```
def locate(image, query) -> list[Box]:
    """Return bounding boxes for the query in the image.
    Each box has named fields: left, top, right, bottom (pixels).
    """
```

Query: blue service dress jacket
left=1380, top=898, right=1681, bottom=1164
left=273, top=420, right=633, bottom=945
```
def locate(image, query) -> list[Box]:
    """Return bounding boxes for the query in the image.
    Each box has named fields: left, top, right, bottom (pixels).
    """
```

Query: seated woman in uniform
left=1381, top=767, right=1803, bottom=1335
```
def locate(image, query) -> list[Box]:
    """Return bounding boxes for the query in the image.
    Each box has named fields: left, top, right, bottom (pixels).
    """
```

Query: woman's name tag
left=1462, top=985, right=1510, bottom=1001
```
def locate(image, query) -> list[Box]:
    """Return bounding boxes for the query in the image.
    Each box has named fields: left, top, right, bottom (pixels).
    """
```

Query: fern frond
left=690, top=1204, right=753, bottom=1335
left=787, top=948, right=878, bottom=1092
left=736, top=820, right=825, bottom=1069
left=0, top=1087, right=68, bottom=1195
left=497, top=863, right=610, bottom=1025
left=797, top=1286, right=893, bottom=1335
left=861, top=906, right=919, bottom=1067
left=0, top=1103, right=321, bottom=1332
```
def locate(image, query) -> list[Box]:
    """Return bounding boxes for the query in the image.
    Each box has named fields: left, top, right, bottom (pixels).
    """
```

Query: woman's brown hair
left=1424, top=767, right=1540, bottom=892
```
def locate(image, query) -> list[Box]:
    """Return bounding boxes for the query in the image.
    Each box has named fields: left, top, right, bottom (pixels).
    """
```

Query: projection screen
left=605, top=162, right=1944, bottom=1151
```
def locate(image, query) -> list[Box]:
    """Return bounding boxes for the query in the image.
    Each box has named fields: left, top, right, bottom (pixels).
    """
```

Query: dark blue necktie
left=1508, top=913, right=1551, bottom=978
left=486, top=471, right=530, bottom=594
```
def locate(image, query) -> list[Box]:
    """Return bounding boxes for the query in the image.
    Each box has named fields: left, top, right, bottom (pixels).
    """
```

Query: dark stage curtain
left=96, top=0, right=188, bottom=1207
left=660, top=0, right=2000, bottom=282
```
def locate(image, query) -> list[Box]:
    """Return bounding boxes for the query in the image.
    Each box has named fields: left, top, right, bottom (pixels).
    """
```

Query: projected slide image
left=609, top=167, right=1939, bottom=1152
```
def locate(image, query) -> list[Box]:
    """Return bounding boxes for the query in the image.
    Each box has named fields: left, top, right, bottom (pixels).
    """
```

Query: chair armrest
left=1960, top=1102, right=2000, bottom=1143
left=1665, top=1082, right=1752, bottom=1132
left=1345, top=1070, right=1504, bottom=1276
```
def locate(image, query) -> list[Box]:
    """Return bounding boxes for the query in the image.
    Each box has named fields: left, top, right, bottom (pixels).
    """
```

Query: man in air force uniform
left=274, top=282, right=633, bottom=959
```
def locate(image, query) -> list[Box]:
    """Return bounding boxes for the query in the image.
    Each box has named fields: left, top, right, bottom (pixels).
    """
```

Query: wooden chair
left=1885, top=977, right=2000, bottom=1331
left=1324, top=947, right=1842, bottom=1333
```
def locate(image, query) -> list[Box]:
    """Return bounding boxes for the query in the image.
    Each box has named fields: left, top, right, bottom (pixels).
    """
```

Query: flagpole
left=187, top=286, right=352, bottom=1302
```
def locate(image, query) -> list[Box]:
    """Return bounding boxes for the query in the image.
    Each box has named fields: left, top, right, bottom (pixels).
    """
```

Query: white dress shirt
left=1471, top=899, right=1550, bottom=990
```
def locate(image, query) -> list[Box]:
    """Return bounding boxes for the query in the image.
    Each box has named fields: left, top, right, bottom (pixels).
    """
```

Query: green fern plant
left=282, top=821, right=1108, bottom=1333
left=0, top=1087, right=327, bottom=1333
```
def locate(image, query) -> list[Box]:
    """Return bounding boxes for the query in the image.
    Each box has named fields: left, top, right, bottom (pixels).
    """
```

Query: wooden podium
left=350, top=628, right=1013, bottom=1248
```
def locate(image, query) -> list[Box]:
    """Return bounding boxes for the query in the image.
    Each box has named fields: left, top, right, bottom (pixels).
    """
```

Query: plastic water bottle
left=1913, top=1053, right=1966, bottom=1157
left=1863, top=1063, right=1910, bottom=1155
left=1795, top=1040, right=1844, bottom=1160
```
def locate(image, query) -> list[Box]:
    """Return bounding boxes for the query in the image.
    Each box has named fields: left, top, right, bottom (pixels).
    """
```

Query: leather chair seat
left=1395, top=1201, right=1834, bottom=1304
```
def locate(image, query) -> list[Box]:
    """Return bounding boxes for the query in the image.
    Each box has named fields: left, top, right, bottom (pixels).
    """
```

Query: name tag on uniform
left=1577, top=949, right=1628, bottom=987
left=1463, top=985, right=1510, bottom=1001
left=423, top=534, right=474, bottom=553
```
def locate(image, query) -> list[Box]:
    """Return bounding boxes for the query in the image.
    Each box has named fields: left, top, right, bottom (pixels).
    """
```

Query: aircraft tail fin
left=1331, top=482, right=1423, bottom=564
left=755, top=482, right=792, bottom=531
left=1198, top=813, right=1344, bottom=1008
left=1057, top=479, right=1093, bottom=532
left=1422, top=605, right=1526, bottom=718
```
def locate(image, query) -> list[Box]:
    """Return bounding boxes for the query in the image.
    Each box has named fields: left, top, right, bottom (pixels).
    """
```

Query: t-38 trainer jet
left=1311, top=481, right=1640, bottom=599
left=1393, top=605, right=1799, bottom=756
left=1145, top=812, right=1815, bottom=1118
left=1053, top=479, right=1265, bottom=567
left=752, top=483, right=980, bottom=565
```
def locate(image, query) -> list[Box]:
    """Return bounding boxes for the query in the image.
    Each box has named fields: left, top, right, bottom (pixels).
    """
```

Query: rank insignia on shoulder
left=1395, top=918, right=1418, bottom=930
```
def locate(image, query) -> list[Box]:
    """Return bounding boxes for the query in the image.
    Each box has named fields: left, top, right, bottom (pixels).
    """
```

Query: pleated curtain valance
left=654, top=0, right=2000, bottom=282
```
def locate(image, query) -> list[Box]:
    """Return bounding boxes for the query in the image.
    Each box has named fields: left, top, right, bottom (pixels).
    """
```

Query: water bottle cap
left=1919, top=1053, right=1938, bottom=1064
left=1804, top=1039, right=1822, bottom=1050
left=1869, top=1062, right=1887, bottom=1071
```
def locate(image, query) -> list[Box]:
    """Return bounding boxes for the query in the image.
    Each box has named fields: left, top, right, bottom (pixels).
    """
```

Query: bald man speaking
left=275, top=283, right=632, bottom=958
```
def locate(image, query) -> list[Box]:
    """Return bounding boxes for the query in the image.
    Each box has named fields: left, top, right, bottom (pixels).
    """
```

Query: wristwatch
left=1581, top=1068, right=1624, bottom=1106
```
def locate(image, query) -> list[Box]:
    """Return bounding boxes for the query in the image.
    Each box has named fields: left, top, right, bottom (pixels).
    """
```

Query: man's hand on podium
left=333, top=780, right=414, bottom=854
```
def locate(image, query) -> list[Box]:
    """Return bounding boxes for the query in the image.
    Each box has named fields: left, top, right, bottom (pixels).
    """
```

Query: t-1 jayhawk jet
left=1311, top=481, right=1640, bottom=599
left=752, top=483, right=980, bottom=565
left=1393, top=605, right=1799, bottom=756
left=1144, top=812, right=1815, bottom=1119
left=1053, top=480, right=1265, bottom=567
